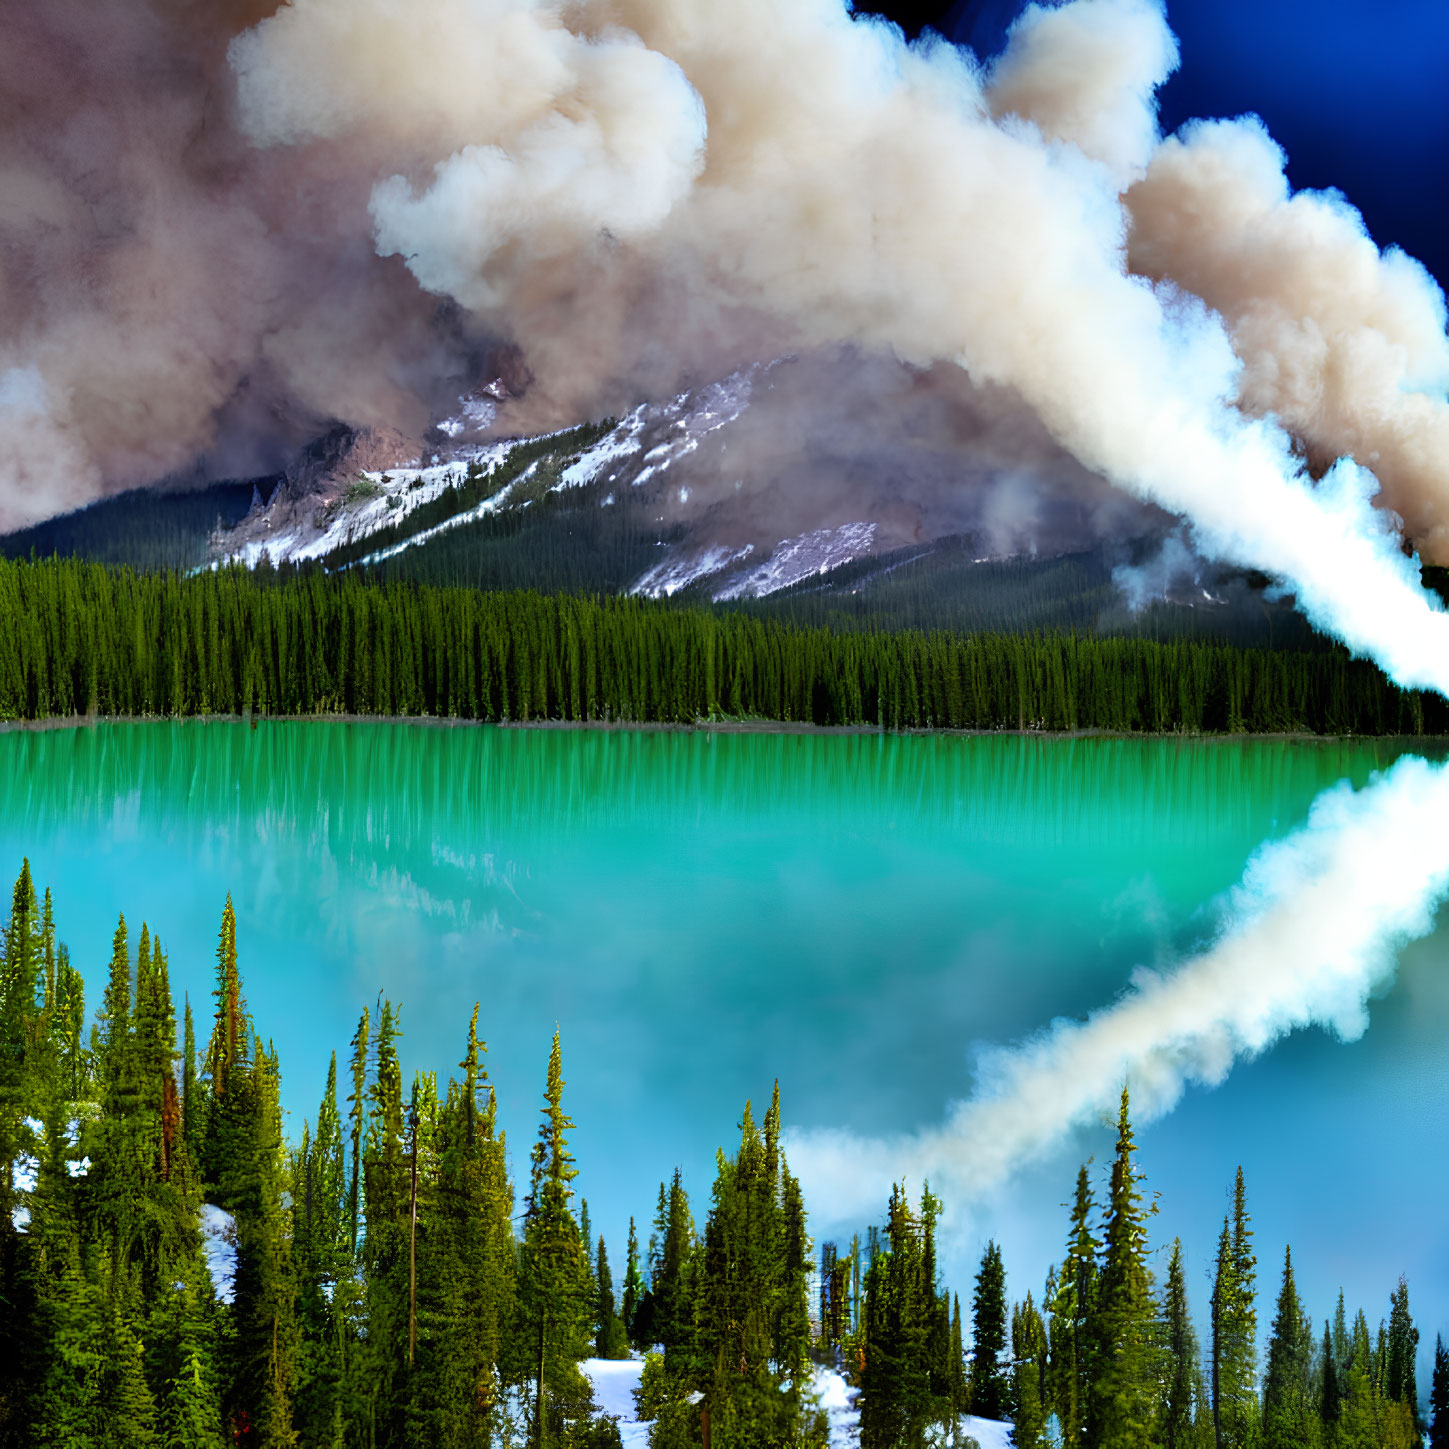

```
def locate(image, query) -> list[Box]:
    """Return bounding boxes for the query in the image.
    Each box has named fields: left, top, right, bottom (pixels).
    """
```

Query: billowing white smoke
left=1126, top=117, right=1449, bottom=563
left=784, top=754, right=1449, bottom=1220
left=231, top=0, right=1449, bottom=694
left=985, top=1, right=1449, bottom=566
left=985, top=0, right=1177, bottom=187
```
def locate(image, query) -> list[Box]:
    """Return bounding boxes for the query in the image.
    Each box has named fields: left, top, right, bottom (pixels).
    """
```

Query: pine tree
left=949, top=1291, right=968, bottom=1434
left=1163, top=1239, right=1207, bottom=1449
left=1011, top=1293, right=1049, bottom=1449
left=1428, top=1334, right=1449, bottom=1449
left=1212, top=1169, right=1258, bottom=1449
left=622, top=1216, right=645, bottom=1352
left=345, top=1006, right=370, bottom=1256
left=596, top=1236, right=629, bottom=1360
left=407, top=1003, right=514, bottom=1447
left=1261, top=1246, right=1314, bottom=1449
left=1320, top=1320, right=1340, bottom=1432
left=1337, top=1308, right=1418, bottom=1449
left=1386, top=1278, right=1421, bottom=1442
left=1049, top=1163, right=1100, bottom=1449
left=293, top=1053, right=349, bottom=1443
left=971, top=1240, right=1010, bottom=1420
left=1090, top=1087, right=1158, bottom=1449
left=359, top=999, right=410, bottom=1443
left=859, top=1184, right=934, bottom=1449
left=518, top=1031, right=593, bottom=1447
left=689, top=1088, right=813, bottom=1448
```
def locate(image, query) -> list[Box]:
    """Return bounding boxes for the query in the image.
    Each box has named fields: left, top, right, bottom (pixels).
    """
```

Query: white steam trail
left=785, top=754, right=1449, bottom=1219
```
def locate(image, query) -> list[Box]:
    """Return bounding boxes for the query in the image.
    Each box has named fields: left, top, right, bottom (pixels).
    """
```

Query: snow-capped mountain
left=209, top=363, right=891, bottom=599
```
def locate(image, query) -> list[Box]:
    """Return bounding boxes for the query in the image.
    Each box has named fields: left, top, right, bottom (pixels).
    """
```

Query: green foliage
left=1011, top=1293, right=1049, bottom=1449
left=1262, top=1246, right=1316, bottom=1449
left=0, top=555, right=1444, bottom=734
left=1090, top=1088, right=1158, bottom=1449
left=1429, top=1334, right=1449, bottom=1449
left=519, top=1032, right=595, bottom=1446
left=0, top=481, right=257, bottom=572
left=686, top=1085, right=814, bottom=1448
left=1212, top=1168, right=1259, bottom=1449
left=1049, top=1163, right=1101, bottom=1449
left=971, top=1240, right=1011, bottom=1420
left=858, top=1183, right=946, bottom=1449
left=1161, top=1239, right=1209, bottom=1449
left=1, top=865, right=1436, bottom=1449
left=343, top=477, right=384, bottom=506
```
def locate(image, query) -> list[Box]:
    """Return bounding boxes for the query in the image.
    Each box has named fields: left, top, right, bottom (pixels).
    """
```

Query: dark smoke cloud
left=0, top=0, right=489, bottom=528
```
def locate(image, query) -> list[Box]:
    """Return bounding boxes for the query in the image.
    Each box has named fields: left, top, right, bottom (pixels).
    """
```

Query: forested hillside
left=0, top=556, right=1442, bottom=735
left=0, top=868, right=1439, bottom=1447
left=0, top=482, right=262, bottom=572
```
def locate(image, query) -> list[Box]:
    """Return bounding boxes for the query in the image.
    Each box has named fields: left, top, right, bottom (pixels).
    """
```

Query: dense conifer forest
left=0, top=556, right=1443, bottom=735
left=0, top=865, right=1440, bottom=1447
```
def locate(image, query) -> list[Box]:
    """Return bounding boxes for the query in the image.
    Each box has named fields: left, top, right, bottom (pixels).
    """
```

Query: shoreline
left=1, top=711, right=1445, bottom=746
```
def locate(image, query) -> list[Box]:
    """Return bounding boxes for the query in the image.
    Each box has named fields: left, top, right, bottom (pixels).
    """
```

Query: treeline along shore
left=1, top=862, right=1444, bottom=1448
left=0, top=555, right=1443, bottom=735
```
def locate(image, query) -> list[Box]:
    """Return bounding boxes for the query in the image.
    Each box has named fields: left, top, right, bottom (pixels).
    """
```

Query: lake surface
left=2, top=721, right=1445, bottom=1347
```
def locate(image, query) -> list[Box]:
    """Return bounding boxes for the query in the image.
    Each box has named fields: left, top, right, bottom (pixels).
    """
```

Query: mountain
left=0, top=352, right=1313, bottom=645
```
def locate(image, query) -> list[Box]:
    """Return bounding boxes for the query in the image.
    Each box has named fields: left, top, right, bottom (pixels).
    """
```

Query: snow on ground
left=356, top=465, right=537, bottom=568
left=201, top=1203, right=237, bottom=1303
left=220, top=442, right=512, bottom=569
left=581, top=1360, right=650, bottom=1449
left=962, top=1415, right=1015, bottom=1449
left=576, top=1360, right=1011, bottom=1449
left=557, top=365, right=759, bottom=495
left=557, top=406, right=648, bottom=490
left=713, top=522, right=878, bottom=600
left=631, top=543, right=755, bottom=599
left=814, top=1367, right=860, bottom=1447
left=436, top=394, right=499, bottom=437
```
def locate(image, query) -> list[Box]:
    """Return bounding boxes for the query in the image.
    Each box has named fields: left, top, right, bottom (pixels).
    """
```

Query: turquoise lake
left=2, top=721, right=1446, bottom=1344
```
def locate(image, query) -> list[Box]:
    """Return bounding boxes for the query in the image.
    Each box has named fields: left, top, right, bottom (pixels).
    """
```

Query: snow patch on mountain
left=217, top=442, right=511, bottom=567
left=631, top=543, right=755, bottom=598
left=557, top=406, right=648, bottom=490
left=713, top=522, right=878, bottom=600
left=357, top=466, right=536, bottom=567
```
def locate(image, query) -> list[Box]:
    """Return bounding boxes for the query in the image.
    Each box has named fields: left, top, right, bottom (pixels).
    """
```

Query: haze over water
left=3, top=720, right=1446, bottom=1349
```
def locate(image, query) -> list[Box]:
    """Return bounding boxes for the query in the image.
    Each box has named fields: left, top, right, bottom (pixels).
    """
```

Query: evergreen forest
left=0, top=864, right=1443, bottom=1448
left=0, top=556, right=1444, bottom=736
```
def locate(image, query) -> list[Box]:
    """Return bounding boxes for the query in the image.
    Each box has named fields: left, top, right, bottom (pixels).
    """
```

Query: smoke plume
left=1126, top=117, right=1449, bottom=563
left=197, top=0, right=1449, bottom=691
left=11, top=0, right=1449, bottom=703
left=784, top=753, right=1449, bottom=1220
left=0, top=0, right=489, bottom=528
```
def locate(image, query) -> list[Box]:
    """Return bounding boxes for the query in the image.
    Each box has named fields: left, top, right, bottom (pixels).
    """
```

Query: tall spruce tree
left=1261, top=1246, right=1314, bottom=1449
left=690, top=1088, right=813, bottom=1448
left=1319, top=1319, right=1341, bottom=1431
left=1211, top=1169, right=1258, bottom=1449
left=1011, top=1293, right=1050, bottom=1449
left=595, top=1236, right=629, bottom=1360
left=1049, top=1163, right=1100, bottom=1449
left=1090, top=1087, right=1158, bottom=1449
left=621, top=1216, right=645, bottom=1351
left=1386, top=1278, right=1421, bottom=1443
left=1429, top=1335, right=1449, bottom=1449
left=1163, top=1239, right=1208, bottom=1449
left=971, top=1240, right=1011, bottom=1420
left=518, top=1031, right=593, bottom=1447
left=859, top=1184, right=935, bottom=1449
